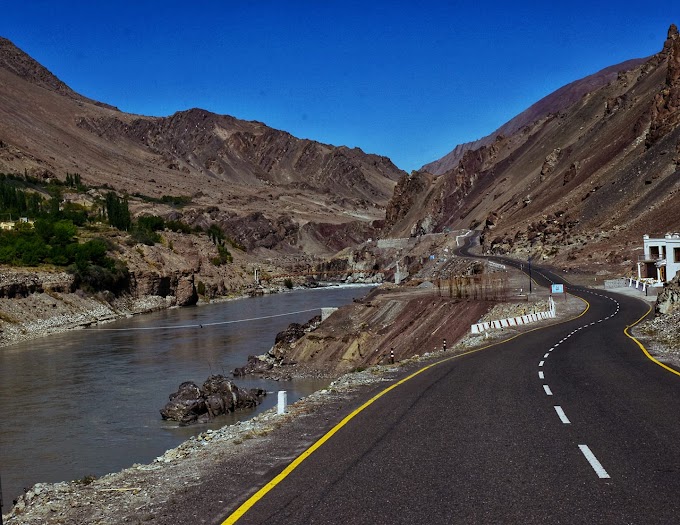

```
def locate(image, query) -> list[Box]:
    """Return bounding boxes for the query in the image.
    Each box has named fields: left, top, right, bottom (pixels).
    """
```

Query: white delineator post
left=277, top=390, right=287, bottom=415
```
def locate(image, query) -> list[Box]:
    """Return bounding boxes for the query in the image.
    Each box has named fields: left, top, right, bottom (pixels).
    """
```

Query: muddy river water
left=0, top=285, right=374, bottom=504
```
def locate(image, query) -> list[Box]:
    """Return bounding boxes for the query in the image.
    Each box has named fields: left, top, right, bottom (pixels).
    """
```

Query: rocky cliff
left=423, top=58, right=648, bottom=176
left=386, top=25, right=680, bottom=276
left=648, top=24, right=680, bottom=146
left=0, top=226, right=293, bottom=347
left=656, top=272, right=680, bottom=315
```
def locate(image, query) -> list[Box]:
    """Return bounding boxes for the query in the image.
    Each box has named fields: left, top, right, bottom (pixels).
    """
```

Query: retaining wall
left=471, top=298, right=556, bottom=334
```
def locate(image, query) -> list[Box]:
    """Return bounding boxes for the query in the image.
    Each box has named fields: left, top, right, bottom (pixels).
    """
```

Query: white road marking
left=544, top=353, right=550, bottom=358
left=554, top=406, right=570, bottom=424
left=538, top=371, right=544, bottom=379
left=578, top=445, right=611, bottom=479
left=539, top=360, right=545, bottom=367
left=543, top=385, right=553, bottom=396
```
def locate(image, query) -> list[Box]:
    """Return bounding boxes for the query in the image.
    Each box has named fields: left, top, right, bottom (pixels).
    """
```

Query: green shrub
left=207, top=224, right=225, bottom=245
left=136, top=215, right=165, bottom=232
left=130, top=227, right=161, bottom=246
left=210, top=244, right=232, bottom=266
left=160, top=195, right=191, bottom=207
left=69, top=259, right=129, bottom=294
left=165, top=220, right=193, bottom=234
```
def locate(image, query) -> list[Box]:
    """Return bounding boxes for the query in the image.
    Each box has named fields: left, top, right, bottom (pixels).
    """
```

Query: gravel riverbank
left=3, top=278, right=678, bottom=524
left=2, top=295, right=587, bottom=525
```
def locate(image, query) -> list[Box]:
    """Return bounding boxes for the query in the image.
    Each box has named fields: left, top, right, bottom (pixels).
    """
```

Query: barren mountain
left=0, top=37, right=404, bottom=255
left=422, top=57, right=648, bottom=176
left=385, top=24, right=680, bottom=276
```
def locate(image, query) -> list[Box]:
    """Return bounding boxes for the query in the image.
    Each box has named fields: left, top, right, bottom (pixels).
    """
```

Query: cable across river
left=90, top=307, right=322, bottom=331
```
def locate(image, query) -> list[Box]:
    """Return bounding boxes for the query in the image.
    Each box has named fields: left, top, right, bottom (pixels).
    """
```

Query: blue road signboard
left=551, top=284, right=564, bottom=294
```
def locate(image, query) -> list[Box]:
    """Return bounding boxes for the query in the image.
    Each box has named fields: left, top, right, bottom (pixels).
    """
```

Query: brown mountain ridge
left=2, top=26, right=680, bottom=277
left=384, top=24, right=680, bottom=275
left=0, top=37, right=405, bottom=256
left=422, top=57, right=648, bottom=176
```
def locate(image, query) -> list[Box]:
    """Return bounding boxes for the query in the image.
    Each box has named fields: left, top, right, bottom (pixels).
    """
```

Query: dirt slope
left=386, top=24, right=680, bottom=277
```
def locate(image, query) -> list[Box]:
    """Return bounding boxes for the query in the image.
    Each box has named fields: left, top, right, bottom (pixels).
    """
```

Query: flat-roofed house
left=638, top=233, right=680, bottom=283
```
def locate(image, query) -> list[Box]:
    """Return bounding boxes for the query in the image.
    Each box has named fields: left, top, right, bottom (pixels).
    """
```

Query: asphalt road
left=218, top=248, right=680, bottom=524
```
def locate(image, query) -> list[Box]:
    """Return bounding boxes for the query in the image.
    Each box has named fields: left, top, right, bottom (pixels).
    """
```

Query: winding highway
left=217, top=241, right=680, bottom=524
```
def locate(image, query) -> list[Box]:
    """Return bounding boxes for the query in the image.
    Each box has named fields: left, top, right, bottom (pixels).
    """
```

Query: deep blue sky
left=0, top=2, right=675, bottom=172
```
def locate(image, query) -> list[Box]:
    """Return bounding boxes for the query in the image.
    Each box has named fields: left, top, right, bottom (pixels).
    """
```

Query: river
left=0, top=284, right=374, bottom=505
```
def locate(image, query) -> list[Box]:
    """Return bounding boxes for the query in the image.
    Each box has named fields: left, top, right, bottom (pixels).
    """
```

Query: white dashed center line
left=528, top=285, right=618, bottom=480
left=578, top=445, right=611, bottom=479
left=554, top=406, right=570, bottom=424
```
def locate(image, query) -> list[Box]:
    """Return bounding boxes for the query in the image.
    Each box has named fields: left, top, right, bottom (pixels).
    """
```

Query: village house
left=0, top=217, right=32, bottom=230
left=637, top=233, right=680, bottom=284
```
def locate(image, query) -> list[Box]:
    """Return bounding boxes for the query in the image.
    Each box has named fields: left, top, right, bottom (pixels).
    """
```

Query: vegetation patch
left=132, top=192, right=192, bottom=207
left=0, top=173, right=130, bottom=294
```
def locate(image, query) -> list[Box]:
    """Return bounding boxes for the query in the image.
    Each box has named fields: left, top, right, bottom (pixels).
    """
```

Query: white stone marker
left=277, top=390, right=288, bottom=415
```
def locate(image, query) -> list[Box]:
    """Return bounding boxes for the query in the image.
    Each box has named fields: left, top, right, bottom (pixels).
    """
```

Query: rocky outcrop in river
left=160, top=375, right=266, bottom=425
left=232, top=316, right=321, bottom=377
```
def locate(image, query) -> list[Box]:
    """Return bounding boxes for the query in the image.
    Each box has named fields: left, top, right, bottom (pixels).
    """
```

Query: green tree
left=207, top=224, right=225, bottom=245
left=52, top=220, right=77, bottom=246
left=105, top=192, right=131, bottom=231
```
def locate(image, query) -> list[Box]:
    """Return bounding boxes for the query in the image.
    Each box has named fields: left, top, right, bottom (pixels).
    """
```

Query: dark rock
left=159, top=381, right=205, bottom=424
left=175, top=275, right=198, bottom=306
left=160, top=375, right=266, bottom=425
left=233, top=315, right=320, bottom=377
left=233, top=355, right=273, bottom=377
left=275, top=323, right=306, bottom=345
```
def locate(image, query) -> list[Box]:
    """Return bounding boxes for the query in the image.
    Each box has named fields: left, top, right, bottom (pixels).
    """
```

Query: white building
left=638, top=233, right=680, bottom=283
left=0, top=218, right=32, bottom=230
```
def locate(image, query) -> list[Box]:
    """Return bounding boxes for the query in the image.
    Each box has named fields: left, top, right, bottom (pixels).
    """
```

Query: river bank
left=0, top=284, right=381, bottom=507
left=0, top=267, right=374, bottom=349
left=2, top=280, right=589, bottom=524
left=4, top=267, right=678, bottom=524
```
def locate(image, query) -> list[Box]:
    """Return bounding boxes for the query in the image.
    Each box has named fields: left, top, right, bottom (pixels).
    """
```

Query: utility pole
left=1, top=471, right=4, bottom=525
left=528, top=256, right=532, bottom=294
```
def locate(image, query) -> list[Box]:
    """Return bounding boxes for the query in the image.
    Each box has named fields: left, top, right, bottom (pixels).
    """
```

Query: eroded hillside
left=0, top=37, right=404, bottom=257
left=385, top=25, right=680, bottom=276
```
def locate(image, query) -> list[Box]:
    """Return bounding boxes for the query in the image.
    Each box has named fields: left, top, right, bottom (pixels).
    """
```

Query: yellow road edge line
left=623, top=303, right=680, bottom=377
left=222, top=294, right=591, bottom=524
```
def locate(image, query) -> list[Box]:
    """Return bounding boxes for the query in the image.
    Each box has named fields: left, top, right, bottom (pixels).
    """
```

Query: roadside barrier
left=487, top=261, right=507, bottom=271
left=629, top=278, right=647, bottom=292
left=471, top=297, right=555, bottom=334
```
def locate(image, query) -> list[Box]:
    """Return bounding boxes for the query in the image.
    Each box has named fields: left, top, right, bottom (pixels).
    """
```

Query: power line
left=90, top=308, right=322, bottom=332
